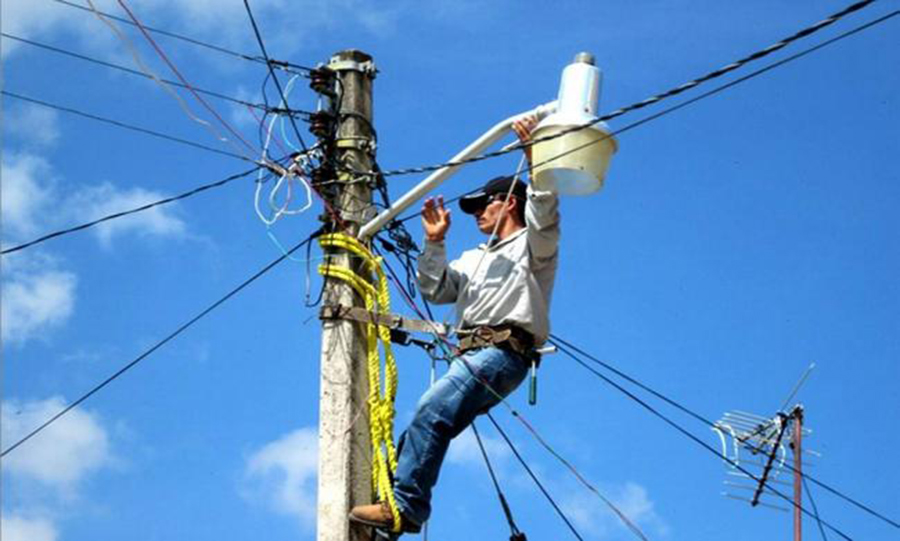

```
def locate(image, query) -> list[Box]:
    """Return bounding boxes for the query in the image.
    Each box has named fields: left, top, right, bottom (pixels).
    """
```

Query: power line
left=2, top=90, right=253, bottom=162
left=115, top=0, right=260, bottom=157
left=48, top=0, right=314, bottom=72
left=0, top=230, right=321, bottom=457
left=242, top=0, right=310, bottom=153
left=378, top=0, right=883, bottom=178
left=549, top=337, right=856, bottom=541
left=0, top=32, right=307, bottom=114
left=389, top=5, right=899, bottom=226
left=805, top=475, right=831, bottom=541
left=484, top=414, right=585, bottom=540
left=549, top=334, right=900, bottom=531
left=1, top=167, right=262, bottom=256
left=375, top=252, right=649, bottom=541
left=470, top=421, right=526, bottom=540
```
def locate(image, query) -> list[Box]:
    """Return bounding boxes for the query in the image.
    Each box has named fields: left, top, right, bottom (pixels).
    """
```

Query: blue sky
left=2, top=1, right=898, bottom=541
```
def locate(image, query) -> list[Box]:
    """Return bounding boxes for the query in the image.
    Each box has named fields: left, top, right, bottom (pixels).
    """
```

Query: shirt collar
left=479, top=227, right=526, bottom=251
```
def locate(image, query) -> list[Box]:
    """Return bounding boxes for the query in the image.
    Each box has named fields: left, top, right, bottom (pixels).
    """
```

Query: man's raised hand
left=422, top=196, right=451, bottom=243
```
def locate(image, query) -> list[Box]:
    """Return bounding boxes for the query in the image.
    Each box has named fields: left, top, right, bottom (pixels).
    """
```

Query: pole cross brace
left=319, top=304, right=448, bottom=336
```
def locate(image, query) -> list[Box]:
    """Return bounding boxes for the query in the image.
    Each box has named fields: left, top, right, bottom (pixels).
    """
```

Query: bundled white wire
left=254, top=74, right=315, bottom=226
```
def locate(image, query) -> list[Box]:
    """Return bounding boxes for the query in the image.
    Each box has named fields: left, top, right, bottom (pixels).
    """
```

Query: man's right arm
left=417, top=240, right=461, bottom=304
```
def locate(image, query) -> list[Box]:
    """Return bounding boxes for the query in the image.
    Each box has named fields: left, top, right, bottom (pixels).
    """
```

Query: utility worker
left=350, top=116, right=558, bottom=533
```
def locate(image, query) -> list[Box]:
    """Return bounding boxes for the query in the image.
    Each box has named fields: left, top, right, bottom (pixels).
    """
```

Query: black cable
left=379, top=1, right=887, bottom=178
left=2, top=90, right=253, bottom=162
left=376, top=254, right=639, bottom=540
left=805, top=474, right=831, bottom=541
left=550, top=334, right=900, bottom=531
left=514, top=8, right=900, bottom=184
left=471, top=422, right=524, bottom=540
left=49, top=0, right=313, bottom=72
left=242, top=0, right=310, bottom=153
left=549, top=338, right=857, bottom=541
left=0, top=32, right=284, bottom=113
left=0, top=229, right=322, bottom=457
left=485, top=413, right=585, bottom=541
left=1, top=167, right=262, bottom=256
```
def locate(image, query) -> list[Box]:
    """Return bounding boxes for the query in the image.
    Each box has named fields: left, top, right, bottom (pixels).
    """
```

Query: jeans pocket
left=478, top=349, right=527, bottom=400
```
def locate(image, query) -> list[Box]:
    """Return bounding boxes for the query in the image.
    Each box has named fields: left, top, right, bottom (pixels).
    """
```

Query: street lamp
left=358, top=52, right=617, bottom=239
left=530, top=52, right=617, bottom=195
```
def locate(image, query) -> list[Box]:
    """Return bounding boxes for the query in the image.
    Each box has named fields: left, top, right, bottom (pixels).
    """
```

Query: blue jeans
left=392, top=346, right=529, bottom=525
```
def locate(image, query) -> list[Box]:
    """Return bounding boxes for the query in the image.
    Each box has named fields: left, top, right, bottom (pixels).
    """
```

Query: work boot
left=349, top=501, right=421, bottom=534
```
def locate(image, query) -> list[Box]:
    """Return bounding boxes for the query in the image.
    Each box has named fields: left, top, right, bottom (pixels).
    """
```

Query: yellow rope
left=319, top=233, right=402, bottom=532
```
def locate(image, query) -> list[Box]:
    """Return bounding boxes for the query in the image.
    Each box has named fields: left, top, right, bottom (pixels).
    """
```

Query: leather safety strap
left=319, top=304, right=448, bottom=336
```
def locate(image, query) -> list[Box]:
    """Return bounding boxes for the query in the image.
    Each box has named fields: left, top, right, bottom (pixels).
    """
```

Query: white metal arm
left=357, top=100, right=558, bottom=239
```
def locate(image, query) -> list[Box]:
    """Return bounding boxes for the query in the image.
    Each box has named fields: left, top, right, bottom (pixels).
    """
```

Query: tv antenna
left=712, top=364, right=819, bottom=541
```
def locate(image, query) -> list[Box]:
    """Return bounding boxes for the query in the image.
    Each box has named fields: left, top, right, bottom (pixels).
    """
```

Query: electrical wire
left=471, top=421, right=525, bottom=540
left=1, top=167, right=262, bottom=256
left=378, top=0, right=884, bottom=178
left=242, top=0, right=310, bottom=153
left=804, top=474, right=831, bottom=541
left=1, top=90, right=252, bottom=162
left=84, top=0, right=246, bottom=158
left=0, top=32, right=284, bottom=113
left=48, top=0, right=314, bottom=72
left=0, top=229, right=322, bottom=457
left=484, top=414, right=585, bottom=540
left=374, top=252, right=650, bottom=541
left=114, top=0, right=260, bottom=157
left=549, top=334, right=900, bottom=531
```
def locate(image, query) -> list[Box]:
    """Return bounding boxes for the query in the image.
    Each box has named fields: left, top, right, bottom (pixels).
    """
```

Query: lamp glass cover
left=530, top=123, right=617, bottom=195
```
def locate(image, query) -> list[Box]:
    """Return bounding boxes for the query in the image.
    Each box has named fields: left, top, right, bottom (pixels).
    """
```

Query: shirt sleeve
left=417, top=239, right=462, bottom=304
left=525, top=184, right=560, bottom=265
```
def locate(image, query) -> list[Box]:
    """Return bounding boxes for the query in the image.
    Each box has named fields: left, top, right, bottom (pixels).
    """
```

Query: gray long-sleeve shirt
left=416, top=186, right=560, bottom=345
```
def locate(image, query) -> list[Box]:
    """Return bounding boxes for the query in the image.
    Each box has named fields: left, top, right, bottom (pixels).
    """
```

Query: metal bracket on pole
left=328, top=57, right=377, bottom=76
left=320, top=304, right=448, bottom=336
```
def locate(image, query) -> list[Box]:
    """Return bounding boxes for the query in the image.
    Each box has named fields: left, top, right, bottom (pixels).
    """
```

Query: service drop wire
left=388, top=9, right=899, bottom=229
left=242, top=0, right=310, bottom=153
left=374, top=252, right=649, bottom=541
left=549, top=337, right=859, bottom=541
left=549, top=334, right=900, bottom=532
left=378, top=0, right=883, bottom=178
left=1, top=91, right=251, bottom=162
left=0, top=32, right=273, bottom=112
left=49, top=0, right=314, bottom=71
left=1, top=230, right=323, bottom=457
left=1, top=167, right=263, bottom=255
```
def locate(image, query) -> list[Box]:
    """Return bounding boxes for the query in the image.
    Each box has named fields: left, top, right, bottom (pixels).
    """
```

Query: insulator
left=309, top=111, right=335, bottom=139
left=309, top=67, right=336, bottom=97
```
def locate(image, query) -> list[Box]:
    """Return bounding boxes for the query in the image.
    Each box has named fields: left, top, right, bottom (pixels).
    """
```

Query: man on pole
left=350, top=116, right=559, bottom=533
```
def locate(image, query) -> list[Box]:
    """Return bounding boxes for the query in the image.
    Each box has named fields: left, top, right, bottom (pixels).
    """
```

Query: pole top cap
left=573, top=52, right=595, bottom=65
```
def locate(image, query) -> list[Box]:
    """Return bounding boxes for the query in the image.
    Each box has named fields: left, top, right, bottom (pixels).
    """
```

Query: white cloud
left=71, top=183, right=187, bottom=248
left=243, top=427, right=319, bottom=530
left=1, top=254, right=77, bottom=346
left=1, top=397, right=112, bottom=490
left=2, top=151, right=188, bottom=249
left=1, top=153, right=55, bottom=240
left=447, top=426, right=510, bottom=467
left=0, top=513, right=58, bottom=541
left=4, top=105, right=61, bottom=148
left=562, top=481, right=666, bottom=540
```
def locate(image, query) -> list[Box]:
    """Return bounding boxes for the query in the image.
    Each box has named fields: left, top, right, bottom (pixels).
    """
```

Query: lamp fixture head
left=531, top=52, right=618, bottom=195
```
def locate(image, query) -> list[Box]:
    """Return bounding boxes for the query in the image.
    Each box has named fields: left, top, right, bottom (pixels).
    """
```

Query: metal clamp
left=327, top=58, right=377, bottom=75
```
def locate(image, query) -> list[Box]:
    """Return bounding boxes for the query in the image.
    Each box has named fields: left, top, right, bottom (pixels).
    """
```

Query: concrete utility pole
left=316, top=49, right=377, bottom=541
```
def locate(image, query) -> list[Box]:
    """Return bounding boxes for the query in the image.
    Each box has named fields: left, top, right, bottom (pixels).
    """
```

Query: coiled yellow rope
left=318, top=233, right=402, bottom=532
